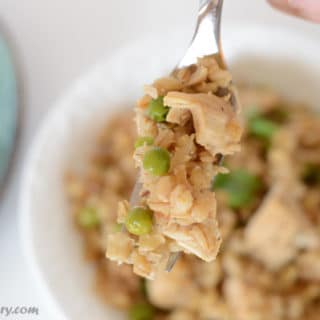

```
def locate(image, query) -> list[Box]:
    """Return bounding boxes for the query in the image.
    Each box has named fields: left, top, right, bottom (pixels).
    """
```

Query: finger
left=289, top=0, right=320, bottom=22
left=267, top=0, right=320, bottom=23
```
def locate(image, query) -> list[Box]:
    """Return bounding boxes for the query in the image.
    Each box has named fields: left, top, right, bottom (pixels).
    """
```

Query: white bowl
left=20, top=24, right=320, bottom=320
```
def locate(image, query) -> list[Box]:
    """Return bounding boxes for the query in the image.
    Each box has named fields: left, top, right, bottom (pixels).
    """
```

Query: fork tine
left=128, top=180, right=181, bottom=272
left=166, top=252, right=181, bottom=272
left=121, top=180, right=142, bottom=233
left=130, top=180, right=142, bottom=207
left=130, top=179, right=181, bottom=272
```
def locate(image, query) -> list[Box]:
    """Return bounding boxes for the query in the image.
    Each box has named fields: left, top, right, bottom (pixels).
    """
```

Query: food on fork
left=106, top=55, right=243, bottom=279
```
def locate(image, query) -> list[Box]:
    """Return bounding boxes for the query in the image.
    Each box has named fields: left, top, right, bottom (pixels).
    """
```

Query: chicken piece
left=224, top=277, right=284, bottom=320
left=297, top=250, right=320, bottom=281
left=166, top=108, right=191, bottom=126
left=153, top=76, right=184, bottom=95
left=244, top=189, right=311, bottom=270
left=138, top=233, right=166, bottom=252
left=170, top=134, right=197, bottom=169
left=132, top=250, right=154, bottom=279
left=164, top=92, right=242, bottom=156
left=185, top=65, right=208, bottom=86
left=147, top=258, right=200, bottom=310
left=135, top=109, right=158, bottom=137
left=147, top=176, right=175, bottom=207
left=169, top=184, right=194, bottom=218
left=106, top=232, right=134, bottom=264
left=162, top=219, right=221, bottom=262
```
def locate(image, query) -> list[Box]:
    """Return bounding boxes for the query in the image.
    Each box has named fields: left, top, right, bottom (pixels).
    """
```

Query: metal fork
left=130, top=0, right=229, bottom=272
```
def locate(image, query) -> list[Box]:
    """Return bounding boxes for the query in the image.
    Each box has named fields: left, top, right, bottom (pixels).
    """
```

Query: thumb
left=268, top=0, right=320, bottom=23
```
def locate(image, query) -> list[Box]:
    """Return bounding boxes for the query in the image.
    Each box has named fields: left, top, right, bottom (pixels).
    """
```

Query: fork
left=130, top=0, right=231, bottom=272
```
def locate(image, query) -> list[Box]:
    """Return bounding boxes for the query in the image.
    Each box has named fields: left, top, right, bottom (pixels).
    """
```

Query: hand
left=267, top=0, right=320, bottom=23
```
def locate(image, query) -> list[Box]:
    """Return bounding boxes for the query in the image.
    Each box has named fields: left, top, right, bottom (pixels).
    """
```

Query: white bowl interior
left=20, top=24, right=320, bottom=320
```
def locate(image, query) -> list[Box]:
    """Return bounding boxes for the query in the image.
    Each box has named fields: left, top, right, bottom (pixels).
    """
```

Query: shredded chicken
left=244, top=188, right=309, bottom=270
left=164, top=92, right=242, bottom=155
left=224, top=277, right=285, bottom=320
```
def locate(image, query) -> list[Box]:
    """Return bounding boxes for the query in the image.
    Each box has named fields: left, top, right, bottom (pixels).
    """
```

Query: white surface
left=0, top=1, right=320, bottom=319
left=20, top=24, right=320, bottom=320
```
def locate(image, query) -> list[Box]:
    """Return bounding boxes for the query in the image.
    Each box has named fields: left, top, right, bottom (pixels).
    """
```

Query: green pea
left=147, top=96, right=169, bottom=122
left=134, top=136, right=154, bottom=149
left=228, top=190, right=255, bottom=209
left=129, top=302, right=154, bottom=320
left=78, top=207, right=100, bottom=228
left=248, top=115, right=279, bottom=141
left=213, top=169, right=262, bottom=209
left=125, top=207, right=153, bottom=236
left=143, top=147, right=170, bottom=176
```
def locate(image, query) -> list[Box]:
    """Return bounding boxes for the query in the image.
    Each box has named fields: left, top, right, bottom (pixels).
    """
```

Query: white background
left=0, top=1, right=319, bottom=319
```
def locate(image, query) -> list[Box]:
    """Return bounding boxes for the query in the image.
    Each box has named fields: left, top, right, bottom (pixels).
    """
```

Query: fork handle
left=198, top=0, right=224, bottom=29
left=199, top=0, right=224, bottom=34
left=177, top=0, right=224, bottom=68
left=199, top=0, right=223, bottom=9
